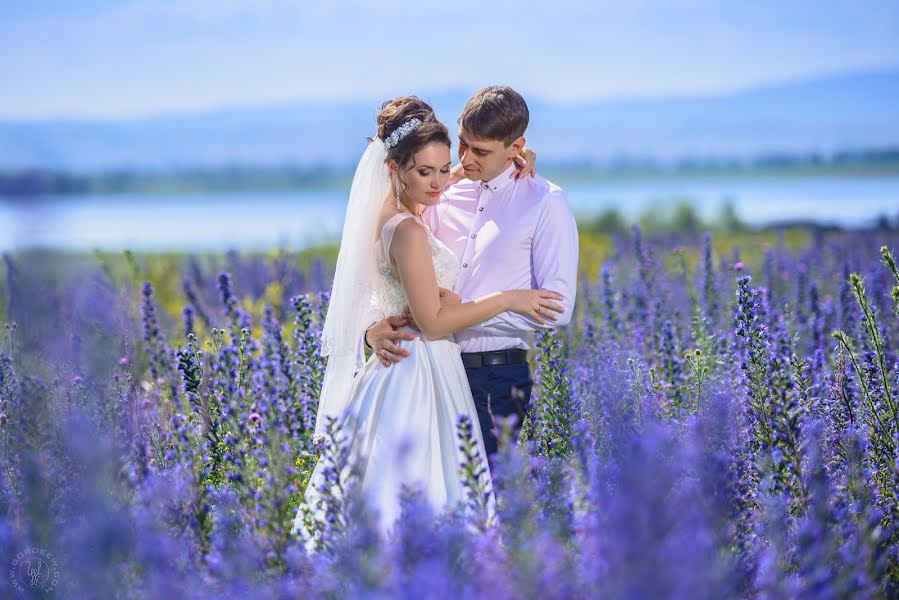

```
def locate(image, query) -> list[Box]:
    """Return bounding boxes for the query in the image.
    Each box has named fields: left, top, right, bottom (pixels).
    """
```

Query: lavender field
left=1, top=226, right=898, bottom=598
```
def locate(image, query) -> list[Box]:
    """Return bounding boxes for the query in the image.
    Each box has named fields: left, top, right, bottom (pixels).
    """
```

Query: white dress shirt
left=420, top=162, right=579, bottom=353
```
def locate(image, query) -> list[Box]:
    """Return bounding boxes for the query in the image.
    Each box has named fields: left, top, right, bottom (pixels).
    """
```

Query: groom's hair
left=458, top=86, right=529, bottom=146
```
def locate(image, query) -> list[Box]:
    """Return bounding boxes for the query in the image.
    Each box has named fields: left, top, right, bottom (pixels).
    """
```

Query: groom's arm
left=464, top=187, right=579, bottom=334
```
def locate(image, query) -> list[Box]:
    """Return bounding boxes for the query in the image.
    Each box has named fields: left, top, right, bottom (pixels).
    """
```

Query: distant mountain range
left=1, top=67, right=897, bottom=171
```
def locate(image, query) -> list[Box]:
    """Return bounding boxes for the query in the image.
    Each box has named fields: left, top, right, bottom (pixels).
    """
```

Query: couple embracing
left=292, top=87, right=579, bottom=541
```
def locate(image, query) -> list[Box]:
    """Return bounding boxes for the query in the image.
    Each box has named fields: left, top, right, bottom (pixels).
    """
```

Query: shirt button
left=478, top=207, right=484, bottom=211
left=463, top=263, right=468, bottom=268
left=471, top=234, right=476, bottom=239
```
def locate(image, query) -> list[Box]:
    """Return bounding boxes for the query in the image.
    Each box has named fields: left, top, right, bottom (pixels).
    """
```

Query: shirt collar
left=480, top=162, right=517, bottom=193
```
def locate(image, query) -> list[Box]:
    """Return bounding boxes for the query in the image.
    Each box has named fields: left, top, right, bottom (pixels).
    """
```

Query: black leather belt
left=461, top=348, right=528, bottom=369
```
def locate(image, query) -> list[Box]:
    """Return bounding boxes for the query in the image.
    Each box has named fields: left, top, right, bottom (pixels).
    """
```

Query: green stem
left=881, top=246, right=899, bottom=286
left=850, top=275, right=899, bottom=432
left=833, top=331, right=895, bottom=452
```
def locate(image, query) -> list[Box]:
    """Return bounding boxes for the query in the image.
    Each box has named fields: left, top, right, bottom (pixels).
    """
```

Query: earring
left=394, top=181, right=402, bottom=210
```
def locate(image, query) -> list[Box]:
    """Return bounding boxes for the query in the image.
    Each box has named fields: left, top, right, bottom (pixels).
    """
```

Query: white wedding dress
left=293, top=212, right=496, bottom=540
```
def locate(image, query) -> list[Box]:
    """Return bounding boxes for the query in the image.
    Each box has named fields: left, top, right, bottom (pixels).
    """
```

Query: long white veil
left=313, top=138, right=389, bottom=440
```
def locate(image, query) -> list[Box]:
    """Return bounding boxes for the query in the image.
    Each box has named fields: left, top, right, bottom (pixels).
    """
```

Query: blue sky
left=1, top=0, right=898, bottom=119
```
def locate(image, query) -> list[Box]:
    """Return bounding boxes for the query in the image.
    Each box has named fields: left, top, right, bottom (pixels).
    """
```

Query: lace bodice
left=376, top=212, right=460, bottom=317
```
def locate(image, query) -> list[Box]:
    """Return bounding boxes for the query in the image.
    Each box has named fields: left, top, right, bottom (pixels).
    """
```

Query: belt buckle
left=484, top=350, right=506, bottom=366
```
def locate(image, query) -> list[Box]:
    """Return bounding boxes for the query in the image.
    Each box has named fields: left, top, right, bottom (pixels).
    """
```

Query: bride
left=292, top=97, right=565, bottom=542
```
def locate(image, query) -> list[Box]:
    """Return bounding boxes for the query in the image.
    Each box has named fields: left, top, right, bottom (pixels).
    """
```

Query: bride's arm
left=391, top=219, right=562, bottom=341
left=448, top=163, right=466, bottom=185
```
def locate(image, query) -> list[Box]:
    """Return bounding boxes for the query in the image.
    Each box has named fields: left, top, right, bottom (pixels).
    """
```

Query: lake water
left=1, top=174, right=897, bottom=252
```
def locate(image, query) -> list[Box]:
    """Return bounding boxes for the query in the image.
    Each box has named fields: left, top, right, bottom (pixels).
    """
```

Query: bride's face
left=396, top=142, right=452, bottom=207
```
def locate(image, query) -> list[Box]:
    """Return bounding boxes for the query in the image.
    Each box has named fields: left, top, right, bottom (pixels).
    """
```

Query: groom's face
left=458, top=128, right=523, bottom=182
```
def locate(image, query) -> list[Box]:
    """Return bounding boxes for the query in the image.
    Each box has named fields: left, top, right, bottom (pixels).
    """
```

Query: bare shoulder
left=391, top=217, right=429, bottom=250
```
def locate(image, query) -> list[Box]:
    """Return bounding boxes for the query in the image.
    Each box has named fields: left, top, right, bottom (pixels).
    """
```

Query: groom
left=365, top=86, right=579, bottom=458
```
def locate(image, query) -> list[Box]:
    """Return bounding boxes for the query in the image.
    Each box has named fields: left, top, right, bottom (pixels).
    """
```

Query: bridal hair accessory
left=384, top=118, right=422, bottom=149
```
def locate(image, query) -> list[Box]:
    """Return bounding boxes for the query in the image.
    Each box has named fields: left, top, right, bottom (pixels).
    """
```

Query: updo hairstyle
left=375, top=96, right=451, bottom=169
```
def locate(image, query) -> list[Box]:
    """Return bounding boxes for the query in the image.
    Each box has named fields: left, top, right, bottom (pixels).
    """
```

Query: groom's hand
left=366, top=317, right=415, bottom=367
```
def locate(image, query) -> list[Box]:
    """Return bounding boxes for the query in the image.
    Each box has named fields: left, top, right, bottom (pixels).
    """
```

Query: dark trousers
left=463, top=362, right=534, bottom=459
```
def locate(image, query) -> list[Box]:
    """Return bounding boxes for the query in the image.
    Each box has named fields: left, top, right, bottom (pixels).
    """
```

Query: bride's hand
left=504, top=289, right=564, bottom=325
left=512, top=147, right=537, bottom=180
